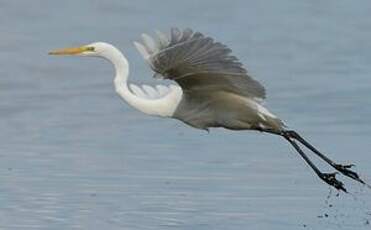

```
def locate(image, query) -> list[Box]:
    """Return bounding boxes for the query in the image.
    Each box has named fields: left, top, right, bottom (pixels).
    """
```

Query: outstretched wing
left=134, top=27, right=266, bottom=100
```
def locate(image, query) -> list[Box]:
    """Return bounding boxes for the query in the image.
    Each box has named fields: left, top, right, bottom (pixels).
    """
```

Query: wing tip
left=133, top=41, right=150, bottom=60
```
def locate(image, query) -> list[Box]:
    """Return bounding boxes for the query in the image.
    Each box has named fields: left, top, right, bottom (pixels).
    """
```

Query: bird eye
left=86, top=47, right=95, bottom=51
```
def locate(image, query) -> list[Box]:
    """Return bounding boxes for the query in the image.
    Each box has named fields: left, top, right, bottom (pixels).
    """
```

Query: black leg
left=283, top=130, right=365, bottom=185
left=283, top=135, right=347, bottom=192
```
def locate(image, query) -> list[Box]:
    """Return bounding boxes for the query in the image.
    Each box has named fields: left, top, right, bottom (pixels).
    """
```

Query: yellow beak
left=48, top=46, right=89, bottom=55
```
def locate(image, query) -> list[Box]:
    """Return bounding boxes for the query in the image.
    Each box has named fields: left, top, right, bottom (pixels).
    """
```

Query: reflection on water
left=0, top=1, right=371, bottom=229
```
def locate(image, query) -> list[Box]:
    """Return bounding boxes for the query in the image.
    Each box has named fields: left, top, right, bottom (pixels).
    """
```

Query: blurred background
left=0, top=0, right=370, bottom=229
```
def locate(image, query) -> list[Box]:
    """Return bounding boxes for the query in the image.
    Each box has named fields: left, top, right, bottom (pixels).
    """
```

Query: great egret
left=49, top=27, right=365, bottom=192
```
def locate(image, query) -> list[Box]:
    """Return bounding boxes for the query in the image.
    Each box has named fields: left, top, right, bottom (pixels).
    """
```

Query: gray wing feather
left=134, top=27, right=266, bottom=100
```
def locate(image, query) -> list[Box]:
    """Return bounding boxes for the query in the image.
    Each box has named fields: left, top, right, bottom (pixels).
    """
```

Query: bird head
left=48, top=42, right=111, bottom=57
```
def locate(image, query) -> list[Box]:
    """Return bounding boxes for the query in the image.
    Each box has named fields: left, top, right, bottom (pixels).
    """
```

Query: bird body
left=173, top=90, right=282, bottom=131
left=49, top=27, right=366, bottom=192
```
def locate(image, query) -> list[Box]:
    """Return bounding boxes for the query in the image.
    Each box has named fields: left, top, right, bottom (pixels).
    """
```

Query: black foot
left=320, top=173, right=347, bottom=193
left=334, top=164, right=365, bottom=184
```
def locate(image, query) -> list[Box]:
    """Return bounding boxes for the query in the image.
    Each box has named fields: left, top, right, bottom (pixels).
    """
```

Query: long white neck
left=99, top=44, right=182, bottom=117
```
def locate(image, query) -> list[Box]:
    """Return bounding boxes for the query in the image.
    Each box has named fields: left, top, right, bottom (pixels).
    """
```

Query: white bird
left=49, top=27, right=365, bottom=192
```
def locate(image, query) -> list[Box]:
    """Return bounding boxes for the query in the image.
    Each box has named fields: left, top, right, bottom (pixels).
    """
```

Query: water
left=1, top=1, right=371, bottom=229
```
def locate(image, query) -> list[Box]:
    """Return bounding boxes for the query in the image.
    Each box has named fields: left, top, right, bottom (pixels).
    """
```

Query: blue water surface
left=0, top=1, right=371, bottom=229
